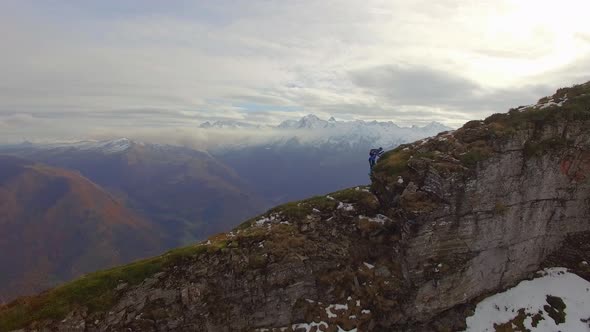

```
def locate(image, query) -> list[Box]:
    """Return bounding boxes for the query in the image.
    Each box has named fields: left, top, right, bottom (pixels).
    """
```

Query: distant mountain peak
left=424, top=121, right=447, bottom=128
left=297, top=114, right=327, bottom=129
left=100, top=138, right=133, bottom=153
left=199, top=114, right=452, bottom=134
left=301, top=114, right=320, bottom=120
left=277, top=114, right=329, bottom=129
left=198, top=120, right=260, bottom=129
left=23, top=138, right=135, bottom=154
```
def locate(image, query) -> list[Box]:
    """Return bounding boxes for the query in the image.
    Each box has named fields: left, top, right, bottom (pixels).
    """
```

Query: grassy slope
left=0, top=187, right=375, bottom=332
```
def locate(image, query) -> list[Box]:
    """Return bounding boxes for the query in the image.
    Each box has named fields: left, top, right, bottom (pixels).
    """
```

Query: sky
left=1, top=0, right=590, bottom=142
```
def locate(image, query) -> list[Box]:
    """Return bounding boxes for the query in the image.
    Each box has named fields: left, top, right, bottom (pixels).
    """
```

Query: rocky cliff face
left=1, top=82, right=590, bottom=331
left=371, top=89, right=590, bottom=321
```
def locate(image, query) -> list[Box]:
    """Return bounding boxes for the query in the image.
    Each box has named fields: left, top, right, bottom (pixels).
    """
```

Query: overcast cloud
left=1, top=0, right=590, bottom=142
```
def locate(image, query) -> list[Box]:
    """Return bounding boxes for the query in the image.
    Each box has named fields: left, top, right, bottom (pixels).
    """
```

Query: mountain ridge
left=6, top=116, right=451, bottom=152
left=199, top=114, right=449, bottom=132
left=0, top=141, right=267, bottom=248
left=2, top=81, right=590, bottom=331
left=0, top=156, right=163, bottom=303
left=1, top=117, right=452, bottom=229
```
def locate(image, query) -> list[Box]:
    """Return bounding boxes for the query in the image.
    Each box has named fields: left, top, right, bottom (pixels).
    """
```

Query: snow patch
left=325, top=303, right=349, bottom=319
left=337, top=202, right=355, bottom=211
left=39, top=138, right=133, bottom=154
left=292, top=321, right=328, bottom=331
left=360, top=214, right=391, bottom=224
left=325, top=306, right=338, bottom=318
left=536, top=96, right=567, bottom=110
left=464, top=267, right=590, bottom=331
left=334, top=303, right=348, bottom=310
left=255, top=217, right=271, bottom=226
left=255, top=214, right=280, bottom=227
left=516, top=105, right=533, bottom=112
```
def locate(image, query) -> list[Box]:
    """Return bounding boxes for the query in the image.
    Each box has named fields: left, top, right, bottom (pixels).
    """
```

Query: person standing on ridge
left=368, top=147, right=384, bottom=173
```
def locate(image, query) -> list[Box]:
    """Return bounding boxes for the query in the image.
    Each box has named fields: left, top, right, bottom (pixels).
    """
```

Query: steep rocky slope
left=0, top=157, right=162, bottom=302
left=1, top=82, right=589, bottom=331
left=370, top=82, right=590, bottom=323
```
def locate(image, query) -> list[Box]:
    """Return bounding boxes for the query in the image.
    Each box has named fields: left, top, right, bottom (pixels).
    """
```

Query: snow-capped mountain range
left=7, top=138, right=204, bottom=155
left=44, top=138, right=134, bottom=153
left=2, top=138, right=139, bottom=155
left=199, top=120, right=261, bottom=130
left=200, top=114, right=453, bottom=149
left=201, top=114, right=450, bottom=132
left=3, top=115, right=452, bottom=154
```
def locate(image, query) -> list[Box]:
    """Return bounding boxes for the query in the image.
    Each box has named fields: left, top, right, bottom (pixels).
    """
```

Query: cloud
left=0, top=0, right=589, bottom=143
left=577, top=33, right=590, bottom=44
left=530, top=54, right=590, bottom=88
left=350, top=65, right=479, bottom=106
left=349, top=64, right=559, bottom=117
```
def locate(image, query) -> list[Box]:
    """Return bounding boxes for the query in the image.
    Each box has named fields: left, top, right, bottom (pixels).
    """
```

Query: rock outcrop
left=1, top=82, right=590, bottom=331
left=371, top=86, right=590, bottom=321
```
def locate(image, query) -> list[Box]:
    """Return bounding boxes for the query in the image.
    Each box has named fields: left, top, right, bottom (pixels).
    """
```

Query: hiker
left=368, top=147, right=384, bottom=171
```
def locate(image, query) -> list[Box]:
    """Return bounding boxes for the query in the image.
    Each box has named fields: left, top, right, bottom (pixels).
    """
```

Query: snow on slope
left=465, top=268, right=590, bottom=331
left=32, top=138, right=133, bottom=154
left=9, top=116, right=451, bottom=154
left=200, top=120, right=262, bottom=129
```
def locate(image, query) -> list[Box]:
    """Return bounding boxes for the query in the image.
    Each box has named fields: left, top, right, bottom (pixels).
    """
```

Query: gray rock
left=375, top=266, right=392, bottom=278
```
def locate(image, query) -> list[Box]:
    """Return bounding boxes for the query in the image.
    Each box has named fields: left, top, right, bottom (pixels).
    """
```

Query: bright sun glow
left=469, top=0, right=590, bottom=85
